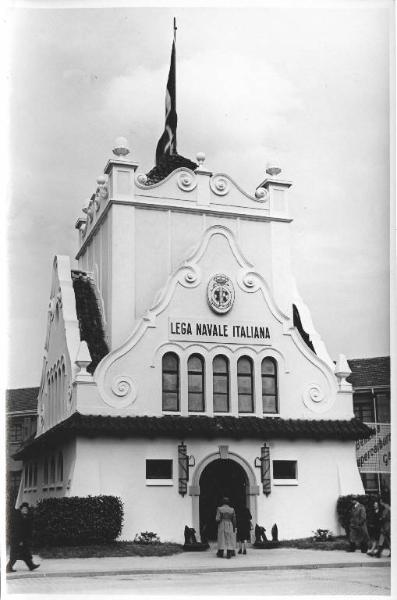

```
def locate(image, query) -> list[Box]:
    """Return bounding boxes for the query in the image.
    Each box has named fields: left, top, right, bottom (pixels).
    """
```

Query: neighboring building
left=14, top=143, right=372, bottom=543
left=6, top=387, right=39, bottom=506
left=348, top=357, right=391, bottom=497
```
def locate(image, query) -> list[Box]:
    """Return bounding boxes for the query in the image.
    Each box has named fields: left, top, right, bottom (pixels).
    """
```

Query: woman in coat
left=236, top=506, right=252, bottom=555
left=367, top=499, right=382, bottom=555
left=6, top=503, right=40, bottom=573
left=347, top=499, right=369, bottom=553
left=216, top=497, right=236, bottom=559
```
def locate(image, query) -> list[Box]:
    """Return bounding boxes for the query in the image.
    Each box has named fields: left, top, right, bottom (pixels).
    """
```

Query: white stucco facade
left=18, top=149, right=367, bottom=543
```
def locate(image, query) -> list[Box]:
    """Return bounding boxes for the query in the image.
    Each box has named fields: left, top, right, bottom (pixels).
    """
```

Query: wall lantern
left=254, top=443, right=271, bottom=496
left=178, top=442, right=195, bottom=497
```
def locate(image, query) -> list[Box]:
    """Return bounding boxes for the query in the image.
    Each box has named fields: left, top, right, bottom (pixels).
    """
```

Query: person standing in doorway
left=216, top=497, right=236, bottom=559
left=236, top=505, right=252, bottom=555
left=347, top=499, right=369, bottom=553
left=6, top=502, right=40, bottom=573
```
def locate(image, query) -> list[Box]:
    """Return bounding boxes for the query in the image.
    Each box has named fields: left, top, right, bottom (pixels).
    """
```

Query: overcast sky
left=6, top=2, right=391, bottom=388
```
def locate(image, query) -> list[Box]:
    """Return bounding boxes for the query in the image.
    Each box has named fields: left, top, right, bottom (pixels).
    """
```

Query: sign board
left=356, top=423, right=391, bottom=473
left=169, top=318, right=271, bottom=345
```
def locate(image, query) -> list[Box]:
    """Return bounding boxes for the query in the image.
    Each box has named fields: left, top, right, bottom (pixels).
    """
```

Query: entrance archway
left=199, top=459, right=248, bottom=541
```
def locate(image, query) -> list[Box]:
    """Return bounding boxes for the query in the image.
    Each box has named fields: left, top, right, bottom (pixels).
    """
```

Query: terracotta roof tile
left=14, top=413, right=374, bottom=459
left=6, top=388, right=39, bottom=413
left=347, top=357, right=390, bottom=388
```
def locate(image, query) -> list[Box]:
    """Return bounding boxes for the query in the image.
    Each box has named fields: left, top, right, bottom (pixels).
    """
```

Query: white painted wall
left=67, top=436, right=363, bottom=543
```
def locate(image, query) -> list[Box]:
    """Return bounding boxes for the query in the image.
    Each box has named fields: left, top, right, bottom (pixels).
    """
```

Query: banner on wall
left=356, top=423, right=391, bottom=473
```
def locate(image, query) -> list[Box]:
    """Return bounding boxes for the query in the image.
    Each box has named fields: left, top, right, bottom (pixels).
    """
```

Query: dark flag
left=156, top=20, right=177, bottom=165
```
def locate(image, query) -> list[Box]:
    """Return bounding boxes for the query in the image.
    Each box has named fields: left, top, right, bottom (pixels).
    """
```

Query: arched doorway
left=199, top=459, right=248, bottom=541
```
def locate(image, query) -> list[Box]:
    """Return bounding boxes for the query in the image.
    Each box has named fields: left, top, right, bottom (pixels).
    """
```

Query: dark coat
left=349, top=502, right=369, bottom=545
left=236, top=507, right=252, bottom=541
left=9, top=510, right=33, bottom=547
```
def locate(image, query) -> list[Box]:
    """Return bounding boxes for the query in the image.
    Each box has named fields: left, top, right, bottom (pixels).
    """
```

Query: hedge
left=336, top=494, right=380, bottom=537
left=33, top=495, right=123, bottom=546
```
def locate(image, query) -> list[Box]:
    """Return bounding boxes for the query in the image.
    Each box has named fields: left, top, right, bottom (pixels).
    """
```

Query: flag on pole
left=155, top=19, right=178, bottom=165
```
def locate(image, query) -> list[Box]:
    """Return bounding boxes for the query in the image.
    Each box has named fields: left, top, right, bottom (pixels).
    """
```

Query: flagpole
left=173, top=17, right=177, bottom=43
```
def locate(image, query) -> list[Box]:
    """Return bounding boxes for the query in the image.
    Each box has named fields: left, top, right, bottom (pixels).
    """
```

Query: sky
left=6, top=2, right=391, bottom=389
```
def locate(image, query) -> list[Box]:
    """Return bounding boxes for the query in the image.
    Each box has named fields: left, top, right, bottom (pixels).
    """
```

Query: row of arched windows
left=47, top=359, right=67, bottom=428
left=162, top=353, right=278, bottom=414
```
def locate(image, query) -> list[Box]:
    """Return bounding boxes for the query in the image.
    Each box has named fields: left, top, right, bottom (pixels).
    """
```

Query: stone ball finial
left=196, top=151, right=206, bottom=168
left=266, top=161, right=282, bottom=177
left=113, top=136, right=130, bottom=157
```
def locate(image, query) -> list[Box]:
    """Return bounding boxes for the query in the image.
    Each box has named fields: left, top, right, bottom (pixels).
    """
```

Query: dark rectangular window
left=375, top=393, right=390, bottom=423
left=188, top=354, right=205, bottom=412
left=10, top=423, right=23, bottom=443
left=146, top=459, right=173, bottom=480
left=353, top=394, right=374, bottom=422
left=238, top=357, right=254, bottom=413
left=273, top=460, right=297, bottom=479
left=360, top=473, right=379, bottom=494
left=213, top=355, right=229, bottom=413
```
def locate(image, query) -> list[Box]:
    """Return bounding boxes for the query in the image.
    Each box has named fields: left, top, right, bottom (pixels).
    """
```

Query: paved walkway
left=6, top=546, right=391, bottom=580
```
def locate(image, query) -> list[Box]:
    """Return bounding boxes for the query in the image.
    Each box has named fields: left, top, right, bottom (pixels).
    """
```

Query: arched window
left=57, top=452, right=64, bottom=482
left=188, top=354, right=205, bottom=412
left=213, top=355, right=229, bottom=412
left=237, top=356, right=254, bottom=413
left=162, top=352, right=179, bottom=411
left=261, top=357, right=278, bottom=413
left=50, top=456, right=56, bottom=484
left=43, top=457, right=49, bottom=485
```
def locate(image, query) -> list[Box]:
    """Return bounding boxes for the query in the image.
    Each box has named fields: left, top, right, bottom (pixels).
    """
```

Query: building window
left=375, top=393, right=390, bottom=423
left=213, top=355, right=229, bottom=413
left=50, top=456, right=56, bottom=484
left=43, top=457, right=48, bottom=485
left=237, top=356, right=254, bottom=413
left=360, top=473, right=379, bottom=494
left=10, top=471, right=22, bottom=495
left=188, top=354, right=205, bottom=412
left=162, top=352, right=179, bottom=411
left=10, top=423, right=23, bottom=443
left=145, top=459, right=173, bottom=485
left=273, top=460, right=298, bottom=483
left=57, top=452, right=63, bottom=482
left=353, top=393, right=375, bottom=422
left=261, top=357, right=278, bottom=413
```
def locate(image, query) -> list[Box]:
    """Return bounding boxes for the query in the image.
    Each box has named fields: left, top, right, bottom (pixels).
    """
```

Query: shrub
left=336, top=494, right=378, bottom=537
left=33, top=495, right=123, bottom=546
left=134, top=531, right=161, bottom=544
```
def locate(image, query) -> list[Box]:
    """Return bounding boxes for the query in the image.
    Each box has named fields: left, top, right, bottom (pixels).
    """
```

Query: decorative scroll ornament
left=207, top=273, right=235, bottom=314
left=302, top=383, right=330, bottom=413
left=136, top=173, right=148, bottom=185
left=210, top=175, right=230, bottom=196
left=254, top=187, right=269, bottom=202
left=106, top=375, right=137, bottom=408
left=177, top=170, right=197, bottom=192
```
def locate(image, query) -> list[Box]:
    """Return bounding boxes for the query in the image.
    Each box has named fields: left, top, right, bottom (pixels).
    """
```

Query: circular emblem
left=207, top=274, right=235, bottom=314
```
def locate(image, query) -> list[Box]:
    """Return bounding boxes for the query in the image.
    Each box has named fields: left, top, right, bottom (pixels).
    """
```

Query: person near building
left=216, top=497, right=237, bottom=559
left=375, top=497, right=390, bottom=558
left=236, top=505, right=252, bottom=555
left=6, top=502, right=40, bottom=573
left=347, top=499, right=369, bottom=553
left=367, top=499, right=382, bottom=556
